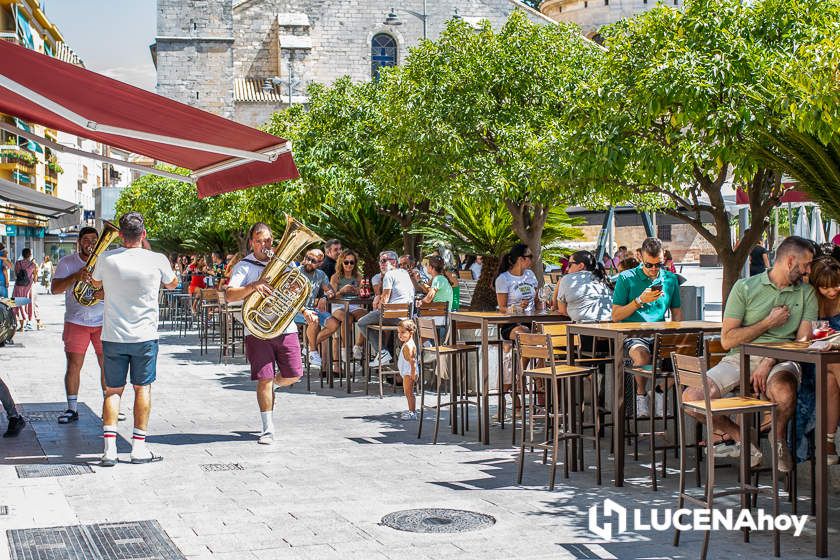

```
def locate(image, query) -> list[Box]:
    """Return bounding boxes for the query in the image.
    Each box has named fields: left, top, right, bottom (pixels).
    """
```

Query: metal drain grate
left=0, top=506, right=8, bottom=515
left=8, top=525, right=96, bottom=559
left=381, top=508, right=496, bottom=534
left=8, top=520, right=184, bottom=560
left=200, top=463, right=244, bottom=472
left=16, top=464, right=94, bottom=479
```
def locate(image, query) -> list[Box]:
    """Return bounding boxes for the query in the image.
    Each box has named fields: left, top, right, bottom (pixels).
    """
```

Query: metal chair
left=515, top=332, right=601, bottom=489
left=672, top=352, right=780, bottom=559
left=364, top=302, right=412, bottom=398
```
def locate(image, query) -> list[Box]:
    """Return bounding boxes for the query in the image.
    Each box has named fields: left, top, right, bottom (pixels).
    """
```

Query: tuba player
left=225, top=222, right=303, bottom=446
left=51, top=226, right=107, bottom=425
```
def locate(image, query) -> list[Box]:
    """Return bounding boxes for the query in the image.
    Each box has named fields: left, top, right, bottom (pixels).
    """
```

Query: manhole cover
left=8, top=525, right=96, bottom=559
left=16, top=464, right=94, bottom=479
left=200, top=463, right=244, bottom=472
left=381, top=509, right=495, bottom=533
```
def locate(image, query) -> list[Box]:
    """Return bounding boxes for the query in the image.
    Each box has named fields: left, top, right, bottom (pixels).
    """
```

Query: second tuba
left=241, top=215, right=324, bottom=340
left=73, top=221, right=120, bottom=306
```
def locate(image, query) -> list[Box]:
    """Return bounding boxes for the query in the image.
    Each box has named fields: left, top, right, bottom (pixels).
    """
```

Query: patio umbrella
left=795, top=206, right=811, bottom=239
left=811, top=206, right=826, bottom=244
left=829, top=220, right=839, bottom=244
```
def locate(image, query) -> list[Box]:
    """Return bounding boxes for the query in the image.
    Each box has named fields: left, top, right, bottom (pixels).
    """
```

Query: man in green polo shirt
left=682, top=236, right=817, bottom=473
left=612, top=237, right=683, bottom=418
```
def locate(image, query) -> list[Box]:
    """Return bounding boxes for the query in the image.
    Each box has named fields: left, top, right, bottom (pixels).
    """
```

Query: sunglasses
left=343, top=260, right=356, bottom=265
left=379, top=258, right=392, bottom=264
left=643, top=261, right=664, bottom=269
left=304, top=257, right=323, bottom=264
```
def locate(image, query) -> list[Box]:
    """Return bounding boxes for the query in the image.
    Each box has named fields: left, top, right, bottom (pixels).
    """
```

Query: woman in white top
left=553, top=250, right=613, bottom=323
left=494, top=243, right=539, bottom=397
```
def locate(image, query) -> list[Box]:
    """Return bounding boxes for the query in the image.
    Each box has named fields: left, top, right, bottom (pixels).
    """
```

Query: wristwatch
left=634, top=296, right=644, bottom=308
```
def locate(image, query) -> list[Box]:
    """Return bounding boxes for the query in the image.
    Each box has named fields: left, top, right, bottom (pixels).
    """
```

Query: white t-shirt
left=92, top=247, right=176, bottom=343
left=54, top=253, right=103, bottom=327
left=382, top=268, right=415, bottom=304
left=227, top=253, right=297, bottom=337
left=469, top=262, right=482, bottom=280
left=495, top=269, right=539, bottom=312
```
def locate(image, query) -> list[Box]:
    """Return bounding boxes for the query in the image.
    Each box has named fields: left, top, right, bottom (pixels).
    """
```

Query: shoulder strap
left=242, top=258, right=266, bottom=267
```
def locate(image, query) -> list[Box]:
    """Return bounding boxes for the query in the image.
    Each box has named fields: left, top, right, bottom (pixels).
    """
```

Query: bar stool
left=197, top=289, right=220, bottom=355
left=364, top=302, right=412, bottom=398
left=672, top=352, right=780, bottom=559
left=515, top=332, right=601, bottom=489
left=416, top=317, right=480, bottom=442
left=627, top=331, right=702, bottom=490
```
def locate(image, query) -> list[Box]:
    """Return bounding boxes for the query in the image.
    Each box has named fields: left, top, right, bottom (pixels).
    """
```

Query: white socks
left=260, top=411, right=274, bottom=436
left=131, top=428, right=150, bottom=459
left=102, top=425, right=117, bottom=459
left=67, top=395, right=78, bottom=413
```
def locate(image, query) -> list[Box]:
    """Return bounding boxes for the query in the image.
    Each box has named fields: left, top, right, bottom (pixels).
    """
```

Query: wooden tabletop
left=743, top=340, right=840, bottom=354
left=450, top=310, right=569, bottom=323
left=332, top=296, right=374, bottom=304
left=567, top=320, right=721, bottom=332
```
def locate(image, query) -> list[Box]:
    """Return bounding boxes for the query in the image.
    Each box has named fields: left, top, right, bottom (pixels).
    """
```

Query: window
left=657, top=224, right=672, bottom=242
left=371, top=34, right=397, bottom=81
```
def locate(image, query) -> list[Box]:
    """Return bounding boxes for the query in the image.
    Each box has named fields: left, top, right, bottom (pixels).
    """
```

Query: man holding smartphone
left=612, top=237, right=683, bottom=418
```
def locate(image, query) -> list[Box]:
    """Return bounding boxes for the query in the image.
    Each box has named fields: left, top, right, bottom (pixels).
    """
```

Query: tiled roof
left=234, top=78, right=283, bottom=103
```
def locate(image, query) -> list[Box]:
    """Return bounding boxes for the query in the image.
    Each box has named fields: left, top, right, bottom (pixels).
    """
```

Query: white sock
left=103, top=425, right=117, bottom=458
left=131, top=428, right=149, bottom=457
left=260, top=411, right=274, bottom=435
left=67, top=395, right=78, bottom=413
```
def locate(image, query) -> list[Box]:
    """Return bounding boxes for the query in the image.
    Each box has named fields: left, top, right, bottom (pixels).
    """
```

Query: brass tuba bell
left=241, top=215, right=324, bottom=340
left=73, top=220, right=120, bottom=306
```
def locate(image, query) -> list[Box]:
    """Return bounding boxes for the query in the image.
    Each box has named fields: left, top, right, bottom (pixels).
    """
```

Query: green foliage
left=0, top=149, right=36, bottom=167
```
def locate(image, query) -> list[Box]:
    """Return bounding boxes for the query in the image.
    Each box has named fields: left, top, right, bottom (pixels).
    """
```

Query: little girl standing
left=397, top=319, right=418, bottom=420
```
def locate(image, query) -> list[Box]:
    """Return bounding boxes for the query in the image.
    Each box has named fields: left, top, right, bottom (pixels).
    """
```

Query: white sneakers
left=635, top=391, right=665, bottom=418
left=400, top=410, right=418, bottom=421
left=352, top=345, right=363, bottom=360
left=713, top=440, right=763, bottom=468
left=308, top=350, right=322, bottom=368
left=369, top=349, right=392, bottom=367
left=635, top=395, right=650, bottom=418
left=258, top=432, right=274, bottom=445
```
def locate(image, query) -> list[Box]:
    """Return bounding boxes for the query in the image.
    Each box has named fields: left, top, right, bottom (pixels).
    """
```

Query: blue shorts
left=0, top=284, right=7, bottom=298
left=294, top=310, right=332, bottom=328
left=102, top=340, right=158, bottom=387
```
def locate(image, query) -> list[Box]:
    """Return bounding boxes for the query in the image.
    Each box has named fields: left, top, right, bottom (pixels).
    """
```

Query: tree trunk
left=505, top=199, right=548, bottom=287
left=471, top=254, right=500, bottom=311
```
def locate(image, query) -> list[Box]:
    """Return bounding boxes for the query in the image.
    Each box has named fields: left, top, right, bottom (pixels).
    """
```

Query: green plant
left=45, top=160, right=63, bottom=174
left=0, top=148, right=36, bottom=167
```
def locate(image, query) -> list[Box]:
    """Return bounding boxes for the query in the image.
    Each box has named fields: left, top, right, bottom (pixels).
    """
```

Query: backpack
left=14, top=264, right=30, bottom=287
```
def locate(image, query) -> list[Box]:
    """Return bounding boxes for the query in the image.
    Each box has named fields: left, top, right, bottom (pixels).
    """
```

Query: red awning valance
left=735, top=183, right=811, bottom=205
left=0, top=40, right=298, bottom=198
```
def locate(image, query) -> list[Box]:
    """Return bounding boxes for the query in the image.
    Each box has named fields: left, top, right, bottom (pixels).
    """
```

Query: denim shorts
left=294, top=310, right=332, bottom=328
left=102, top=340, right=158, bottom=387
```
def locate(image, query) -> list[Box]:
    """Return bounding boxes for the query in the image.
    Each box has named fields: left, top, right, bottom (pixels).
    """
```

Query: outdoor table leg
left=482, top=319, right=490, bottom=445
left=613, top=332, right=625, bottom=486
left=739, top=349, right=751, bottom=543
left=815, top=356, right=827, bottom=557
left=345, top=301, right=353, bottom=394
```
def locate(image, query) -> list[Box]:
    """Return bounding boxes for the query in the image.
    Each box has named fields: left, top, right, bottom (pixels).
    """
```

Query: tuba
left=242, top=215, right=324, bottom=340
left=73, top=221, right=120, bottom=306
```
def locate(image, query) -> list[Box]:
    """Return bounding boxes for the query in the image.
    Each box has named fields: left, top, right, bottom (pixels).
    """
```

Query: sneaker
left=400, top=410, right=418, bottom=421
left=308, top=351, right=322, bottom=368
left=258, top=432, right=274, bottom=445
left=352, top=345, right=363, bottom=361
left=635, top=394, right=650, bottom=418
left=776, top=440, right=793, bottom=473
left=713, top=441, right=763, bottom=468
left=654, top=390, right=664, bottom=418
left=57, top=410, right=79, bottom=424
left=23, top=322, right=34, bottom=331
left=3, top=415, right=25, bottom=438
left=99, top=454, right=117, bottom=467
left=368, top=349, right=392, bottom=368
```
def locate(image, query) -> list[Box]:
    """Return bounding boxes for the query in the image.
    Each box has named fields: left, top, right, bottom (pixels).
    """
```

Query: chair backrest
left=418, top=301, right=448, bottom=317
left=704, top=337, right=727, bottom=369
left=458, top=270, right=473, bottom=280
left=535, top=321, right=575, bottom=357
left=200, top=288, right=219, bottom=302
left=652, top=332, right=701, bottom=364
left=516, top=332, right=554, bottom=362
left=381, top=302, right=412, bottom=320
left=417, top=317, right=439, bottom=346
left=671, top=352, right=714, bottom=426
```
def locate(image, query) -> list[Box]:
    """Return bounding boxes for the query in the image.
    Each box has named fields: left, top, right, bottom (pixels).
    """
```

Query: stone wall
left=576, top=223, right=717, bottom=263
left=540, top=0, right=668, bottom=36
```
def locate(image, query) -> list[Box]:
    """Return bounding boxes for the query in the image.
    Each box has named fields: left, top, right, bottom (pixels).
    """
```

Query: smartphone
left=650, top=283, right=663, bottom=293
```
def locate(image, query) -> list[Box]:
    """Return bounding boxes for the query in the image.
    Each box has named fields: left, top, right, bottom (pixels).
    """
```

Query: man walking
left=682, top=236, right=816, bottom=472
left=225, top=222, right=303, bottom=445
left=612, top=237, right=683, bottom=418
left=51, top=227, right=108, bottom=424
left=91, top=212, right=177, bottom=466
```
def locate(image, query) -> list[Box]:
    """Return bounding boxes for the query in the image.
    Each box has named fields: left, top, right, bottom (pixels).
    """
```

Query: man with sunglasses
left=294, top=249, right=338, bottom=369
left=612, top=237, right=683, bottom=418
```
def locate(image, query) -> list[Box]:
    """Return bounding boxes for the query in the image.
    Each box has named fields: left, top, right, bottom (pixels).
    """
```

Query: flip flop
left=130, top=452, right=163, bottom=465
left=698, top=431, right=734, bottom=447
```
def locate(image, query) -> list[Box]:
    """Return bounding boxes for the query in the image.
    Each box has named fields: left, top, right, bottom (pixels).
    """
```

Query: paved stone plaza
left=1, top=294, right=838, bottom=559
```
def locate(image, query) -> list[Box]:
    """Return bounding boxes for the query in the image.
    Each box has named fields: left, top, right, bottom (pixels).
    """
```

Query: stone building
left=152, top=0, right=555, bottom=126
left=539, top=0, right=675, bottom=38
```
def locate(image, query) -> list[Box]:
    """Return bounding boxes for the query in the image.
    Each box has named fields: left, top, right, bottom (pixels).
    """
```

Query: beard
left=789, top=265, right=806, bottom=286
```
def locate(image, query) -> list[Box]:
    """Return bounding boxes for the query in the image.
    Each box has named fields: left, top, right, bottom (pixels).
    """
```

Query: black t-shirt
left=320, top=255, right=336, bottom=282
left=749, top=245, right=768, bottom=276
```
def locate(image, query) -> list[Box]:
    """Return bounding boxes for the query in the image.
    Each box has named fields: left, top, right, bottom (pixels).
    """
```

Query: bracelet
left=634, top=296, right=643, bottom=308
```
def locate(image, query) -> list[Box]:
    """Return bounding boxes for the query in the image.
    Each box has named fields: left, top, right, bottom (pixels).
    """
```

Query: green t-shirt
left=431, top=274, right=454, bottom=310
left=723, top=271, right=817, bottom=354
left=612, top=265, right=682, bottom=322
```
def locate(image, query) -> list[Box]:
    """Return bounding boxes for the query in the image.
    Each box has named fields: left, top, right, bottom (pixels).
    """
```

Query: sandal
left=130, top=452, right=163, bottom=465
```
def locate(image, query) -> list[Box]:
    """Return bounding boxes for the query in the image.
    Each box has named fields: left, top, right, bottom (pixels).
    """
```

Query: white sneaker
left=654, top=390, right=664, bottom=418
left=713, top=441, right=762, bottom=468
left=258, top=433, right=274, bottom=445
left=352, top=345, right=363, bottom=360
left=635, top=394, right=650, bottom=418
left=400, top=410, right=418, bottom=421
left=369, top=349, right=392, bottom=367
left=308, top=350, right=322, bottom=368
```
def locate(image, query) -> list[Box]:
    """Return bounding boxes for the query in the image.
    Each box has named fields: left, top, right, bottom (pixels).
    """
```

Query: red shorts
left=244, top=333, right=303, bottom=381
left=63, top=322, right=103, bottom=355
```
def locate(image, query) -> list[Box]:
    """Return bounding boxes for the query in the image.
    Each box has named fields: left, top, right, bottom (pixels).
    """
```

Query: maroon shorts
left=63, top=322, right=103, bottom=355
left=244, top=333, right=303, bottom=381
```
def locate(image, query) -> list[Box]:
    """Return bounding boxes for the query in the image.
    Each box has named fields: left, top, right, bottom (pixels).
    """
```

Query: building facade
left=539, top=0, right=672, bottom=38
left=153, top=0, right=555, bottom=127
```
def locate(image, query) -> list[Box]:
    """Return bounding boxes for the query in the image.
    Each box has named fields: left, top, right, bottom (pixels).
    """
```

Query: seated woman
left=808, top=257, right=840, bottom=465
left=417, top=255, right=454, bottom=339
left=329, top=250, right=366, bottom=359
left=554, top=250, right=613, bottom=356
left=495, top=243, right=539, bottom=405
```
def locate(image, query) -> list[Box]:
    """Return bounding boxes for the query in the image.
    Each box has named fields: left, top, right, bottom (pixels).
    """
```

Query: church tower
left=539, top=0, right=673, bottom=38
left=153, top=0, right=235, bottom=119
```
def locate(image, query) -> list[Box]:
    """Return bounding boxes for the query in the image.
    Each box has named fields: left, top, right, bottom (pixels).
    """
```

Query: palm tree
left=413, top=198, right=583, bottom=310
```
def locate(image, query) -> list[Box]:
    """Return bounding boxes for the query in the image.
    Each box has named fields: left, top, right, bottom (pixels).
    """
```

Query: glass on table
left=812, top=320, right=832, bottom=339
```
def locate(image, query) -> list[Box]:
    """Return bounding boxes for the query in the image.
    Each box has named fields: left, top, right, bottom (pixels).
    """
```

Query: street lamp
left=262, top=54, right=302, bottom=105
left=384, top=2, right=428, bottom=40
